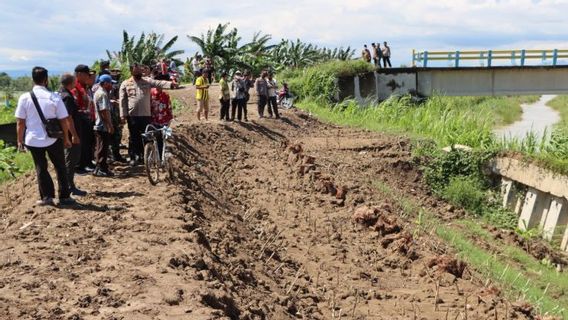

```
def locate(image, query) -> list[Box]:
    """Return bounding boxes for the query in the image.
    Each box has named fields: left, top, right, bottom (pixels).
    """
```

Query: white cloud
left=0, top=0, right=567, bottom=71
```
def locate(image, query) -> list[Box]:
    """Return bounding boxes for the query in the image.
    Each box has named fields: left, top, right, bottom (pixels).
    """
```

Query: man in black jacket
left=59, top=73, right=87, bottom=196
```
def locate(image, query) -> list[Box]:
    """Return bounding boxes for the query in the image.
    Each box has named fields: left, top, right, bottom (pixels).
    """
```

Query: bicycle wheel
left=164, top=152, right=175, bottom=183
left=144, top=142, right=160, bottom=185
left=282, top=97, right=294, bottom=109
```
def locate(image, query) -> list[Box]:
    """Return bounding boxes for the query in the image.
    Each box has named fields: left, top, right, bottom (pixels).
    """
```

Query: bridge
left=339, top=49, right=568, bottom=101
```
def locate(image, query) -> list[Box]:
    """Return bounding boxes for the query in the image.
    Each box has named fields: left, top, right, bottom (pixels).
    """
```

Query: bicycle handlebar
left=145, top=124, right=171, bottom=133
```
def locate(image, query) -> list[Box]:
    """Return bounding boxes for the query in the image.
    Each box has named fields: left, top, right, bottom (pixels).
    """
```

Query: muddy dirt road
left=0, top=86, right=532, bottom=319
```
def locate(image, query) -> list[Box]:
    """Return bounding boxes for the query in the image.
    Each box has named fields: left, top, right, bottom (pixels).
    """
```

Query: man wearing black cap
left=119, top=63, right=176, bottom=166
left=73, top=64, right=96, bottom=173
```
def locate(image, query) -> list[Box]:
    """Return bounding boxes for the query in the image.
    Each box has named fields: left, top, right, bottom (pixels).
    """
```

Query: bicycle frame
left=143, top=124, right=172, bottom=166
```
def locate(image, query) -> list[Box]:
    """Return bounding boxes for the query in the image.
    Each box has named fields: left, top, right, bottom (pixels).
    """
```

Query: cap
left=74, top=64, right=91, bottom=74
left=98, top=74, right=117, bottom=84
left=235, top=70, right=242, bottom=75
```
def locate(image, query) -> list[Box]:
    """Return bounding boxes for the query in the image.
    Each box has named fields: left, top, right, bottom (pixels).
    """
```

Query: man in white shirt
left=15, top=67, right=77, bottom=206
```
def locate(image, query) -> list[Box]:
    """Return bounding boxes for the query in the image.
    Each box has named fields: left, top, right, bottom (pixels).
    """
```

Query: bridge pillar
left=562, top=223, right=568, bottom=252
left=543, top=197, right=567, bottom=241
left=518, top=188, right=548, bottom=230
left=500, top=178, right=515, bottom=208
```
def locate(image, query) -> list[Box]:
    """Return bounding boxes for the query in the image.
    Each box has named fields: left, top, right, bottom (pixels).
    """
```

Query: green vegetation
left=547, top=95, right=568, bottom=129
left=187, top=23, right=356, bottom=78
left=0, top=141, right=33, bottom=184
left=374, top=181, right=568, bottom=318
left=106, top=30, right=185, bottom=80
left=0, top=103, right=16, bottom=125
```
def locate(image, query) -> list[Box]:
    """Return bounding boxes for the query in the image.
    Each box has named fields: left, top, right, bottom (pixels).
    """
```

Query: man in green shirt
left=218, top=72, right=230, bottom=121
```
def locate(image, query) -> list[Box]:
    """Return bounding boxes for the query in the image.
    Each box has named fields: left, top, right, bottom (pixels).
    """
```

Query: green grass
left=299, top=95, right=497, bottom=148
left=490, top=95, right=539, bottom=127
left=374, top=181, right=568, bottom=318
left=0, top=104, right=16, bottom=125
left=547, top=95, right=568, bottom=130
left=0, top=140, right=34, bottom=184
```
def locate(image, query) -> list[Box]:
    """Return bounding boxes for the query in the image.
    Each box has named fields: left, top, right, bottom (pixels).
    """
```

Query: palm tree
left=107, top=30, right=185, bottom=68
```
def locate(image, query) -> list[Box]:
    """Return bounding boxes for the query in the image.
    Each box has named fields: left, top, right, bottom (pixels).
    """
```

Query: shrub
left=442, top=176, right=486, bottom=214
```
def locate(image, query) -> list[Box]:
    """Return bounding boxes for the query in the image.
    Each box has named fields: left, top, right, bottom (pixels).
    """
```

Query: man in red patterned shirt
left=150, top=86, right=173, bottom=158
left=72, top=64, right=96, bottom=174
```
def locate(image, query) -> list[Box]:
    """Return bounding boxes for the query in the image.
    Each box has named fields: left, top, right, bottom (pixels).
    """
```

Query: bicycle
left=278, top=94, right=294, bottom=109
left=142, top=124, right=173, bottom=185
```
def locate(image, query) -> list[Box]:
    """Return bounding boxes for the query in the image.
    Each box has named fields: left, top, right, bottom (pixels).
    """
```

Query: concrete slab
left=491, top=157, right=568, bottom=199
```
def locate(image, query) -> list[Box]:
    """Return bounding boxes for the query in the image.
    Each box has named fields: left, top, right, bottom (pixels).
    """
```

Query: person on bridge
left=119, top=63, right=176, bottom=167
left=362, top=45, right=372, bottom=63
left=382, top=42, right=392, bottom=68
left=15, top=67, right=77, bottom=206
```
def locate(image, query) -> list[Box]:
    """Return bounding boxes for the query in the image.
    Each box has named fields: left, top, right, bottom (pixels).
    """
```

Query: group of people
left=362, top=41, right=392, bottom=68
left=193, top=68, right=289, bottom=122
left=15, top=56, right=295, bottom=206
left=15, top=62, right=176, bottom=206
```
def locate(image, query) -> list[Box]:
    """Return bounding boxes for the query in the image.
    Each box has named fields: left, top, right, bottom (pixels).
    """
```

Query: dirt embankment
left=0, top=86, right=535, bottom=319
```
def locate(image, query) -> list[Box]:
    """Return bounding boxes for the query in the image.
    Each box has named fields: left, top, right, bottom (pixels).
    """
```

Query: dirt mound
left=427, top=255, right=468, bottom=278
left=0, top=86, right=535, bottom=319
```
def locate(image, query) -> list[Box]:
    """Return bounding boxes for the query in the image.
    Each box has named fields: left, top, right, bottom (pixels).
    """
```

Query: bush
left=280, top=60, right=374, bottom=102
left=422, top=149, right=494, bottom=194
left=442, top=176, right=486, bottom=214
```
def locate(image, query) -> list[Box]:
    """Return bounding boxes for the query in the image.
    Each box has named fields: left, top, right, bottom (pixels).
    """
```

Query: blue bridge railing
left=412, top=49, right=568, bottom=67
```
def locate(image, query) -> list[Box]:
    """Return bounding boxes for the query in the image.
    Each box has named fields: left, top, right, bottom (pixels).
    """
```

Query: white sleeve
left=55, top=97, right=69, bottom=119
left=14, top=94, right=28, bottom=119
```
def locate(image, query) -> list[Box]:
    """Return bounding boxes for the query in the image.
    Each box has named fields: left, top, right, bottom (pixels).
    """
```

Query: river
left=493, top=95, right=560, bottom=141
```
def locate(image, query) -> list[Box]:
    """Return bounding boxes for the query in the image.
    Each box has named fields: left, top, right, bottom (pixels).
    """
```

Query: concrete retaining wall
left=338, top=66, right=568, bottom=102
left=493, top=157, right=568, bottom=251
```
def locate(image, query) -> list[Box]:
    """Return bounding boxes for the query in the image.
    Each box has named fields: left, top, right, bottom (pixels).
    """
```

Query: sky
left=1, top=0, right=567, bottom=76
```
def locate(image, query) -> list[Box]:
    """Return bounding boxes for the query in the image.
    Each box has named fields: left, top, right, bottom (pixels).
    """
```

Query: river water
left=493, top=95, right=560, bottom=141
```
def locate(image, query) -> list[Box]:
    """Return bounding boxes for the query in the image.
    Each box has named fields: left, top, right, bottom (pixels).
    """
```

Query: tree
left=107, top=30, right=185, bottom=70
left=0, top=72, right=11, bottom=88
left=187, top=23, right=357, bottom=77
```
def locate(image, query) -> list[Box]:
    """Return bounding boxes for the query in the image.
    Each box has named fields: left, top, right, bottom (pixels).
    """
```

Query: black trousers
left=64, top=144, right=81, bottom=189
left=231, top=98, right=247, bottom=121
left=220, top=98, right=230, bottom=120
left=257, top=95, right=268, bottom=117
left=383, top=56, right=392, bottom=68
left=95, top=131, right=111, bottom=171
left=268, top=96, right=280, bottom=118
left=78, top=115, right=94, bottom=168
left=127, top=116, right=151, bottom=161
left=27, top=139, right=70, bottom=200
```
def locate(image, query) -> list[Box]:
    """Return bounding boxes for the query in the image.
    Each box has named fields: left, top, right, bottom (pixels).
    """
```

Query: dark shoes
left=93, top=169, right=115, bottom=177
left=70, top=187, right=87, bottom=197
left=111, top=155, right=128, bottom=163
left=59, top=198, right=77, bottom=206
left=36, top=197, right=55, bottom=206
